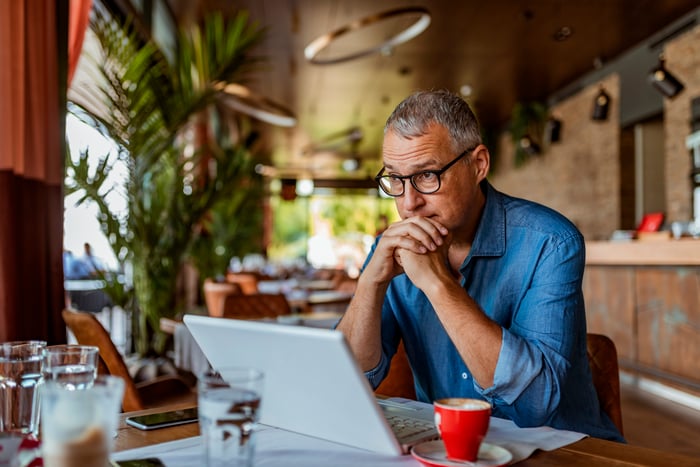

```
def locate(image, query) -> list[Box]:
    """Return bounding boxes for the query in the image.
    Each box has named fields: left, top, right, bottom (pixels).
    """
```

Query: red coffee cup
left=434, top=398, right=491, bottom=462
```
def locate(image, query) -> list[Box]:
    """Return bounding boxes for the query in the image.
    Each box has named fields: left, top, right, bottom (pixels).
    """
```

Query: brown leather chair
left=375, top=340, right=417, bottom=400
left=62, top=309, right=196, bottom=412
left=221, top=292, right=292, bottom=320
left=203, top=278, right=242, bottom=317
left=587, top=333, right=624, bottom=435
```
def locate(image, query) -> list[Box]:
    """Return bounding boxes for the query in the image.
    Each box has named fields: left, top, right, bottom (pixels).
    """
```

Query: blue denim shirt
left=364, top=181, right=624, bottom=442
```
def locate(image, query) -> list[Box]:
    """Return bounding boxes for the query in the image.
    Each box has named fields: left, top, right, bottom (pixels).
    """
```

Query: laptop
left=183, top=314, right=439, bottom=455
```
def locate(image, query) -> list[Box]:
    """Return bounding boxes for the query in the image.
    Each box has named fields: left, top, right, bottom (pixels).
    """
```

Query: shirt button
left=462, top=372, right=468, bottom=380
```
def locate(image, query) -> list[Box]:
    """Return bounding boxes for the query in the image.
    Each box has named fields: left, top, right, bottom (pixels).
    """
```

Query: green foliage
left=65, top=7, right=265, bottom=356
left=188, top=173, right=266, bottom=282
left=509, top=101, right=548, bottom=167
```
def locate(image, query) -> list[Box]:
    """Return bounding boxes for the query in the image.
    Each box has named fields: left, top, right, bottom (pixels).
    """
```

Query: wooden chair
left=62, top=309, right=196, bottom=412
left=375, top=340, right=416, bottom=400
left=202, top=278, right=242, bottom=317
left=221, top=293, right=292, bottom=320
left=373, top=333, right=624, bottom=436
left=587, top=333, right=624, bottom=435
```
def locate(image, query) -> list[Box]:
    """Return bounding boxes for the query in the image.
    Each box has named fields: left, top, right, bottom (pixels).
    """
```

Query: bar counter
left=583, top=238, right=700, bottom=395
left=586, top=238, right=700, bottom=266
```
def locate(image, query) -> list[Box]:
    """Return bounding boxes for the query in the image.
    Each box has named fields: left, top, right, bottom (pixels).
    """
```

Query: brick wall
left=664, top=24, right=700, bottom=222
left=488, top=75, right=621, bottom=240
left=488, top=22, right=700, bottom=239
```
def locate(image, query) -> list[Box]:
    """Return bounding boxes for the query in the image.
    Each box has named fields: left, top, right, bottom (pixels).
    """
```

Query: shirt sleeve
left=480, top=232, right=586, bottom=427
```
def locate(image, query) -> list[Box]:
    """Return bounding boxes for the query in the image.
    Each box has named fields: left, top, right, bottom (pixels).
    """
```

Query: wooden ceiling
left=164, top=0, right=699, bottom=179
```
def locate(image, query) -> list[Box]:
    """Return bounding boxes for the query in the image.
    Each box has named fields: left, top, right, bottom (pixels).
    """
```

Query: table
left=114, top=405, right=700, bottom=466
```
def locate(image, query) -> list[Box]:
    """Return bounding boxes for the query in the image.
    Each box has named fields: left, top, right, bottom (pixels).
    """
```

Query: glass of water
left=198, top=367, right=264, bottom=467
left=42, top=345, right=99, bottom=390
left=0, top=341, right=46, bottom=436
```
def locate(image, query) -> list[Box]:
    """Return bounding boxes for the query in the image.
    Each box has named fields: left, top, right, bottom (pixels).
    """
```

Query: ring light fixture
left=217, top=82, right=297, bottom=128
left=304, top=6, right=432, bottom=65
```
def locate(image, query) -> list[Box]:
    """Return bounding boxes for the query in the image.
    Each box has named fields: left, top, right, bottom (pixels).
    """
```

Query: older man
left=337, top=90, right=623, bottom=441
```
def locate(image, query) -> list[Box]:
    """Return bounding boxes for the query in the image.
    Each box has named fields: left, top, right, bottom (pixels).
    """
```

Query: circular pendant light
left=218, top=82, right=297, bottom=128
left=304, top=6, right=431, bottom=65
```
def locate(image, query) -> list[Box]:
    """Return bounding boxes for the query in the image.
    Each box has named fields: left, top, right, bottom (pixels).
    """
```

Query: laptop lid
left=183, top=314, right=405, bottom=455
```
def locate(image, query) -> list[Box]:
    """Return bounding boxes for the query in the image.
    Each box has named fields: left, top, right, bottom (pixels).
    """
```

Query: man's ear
left=472, top=144, right=490, bottom=181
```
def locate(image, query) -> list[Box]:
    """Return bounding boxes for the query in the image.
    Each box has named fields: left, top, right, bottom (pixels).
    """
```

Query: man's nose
left=400, top=182, right=425, bottom=211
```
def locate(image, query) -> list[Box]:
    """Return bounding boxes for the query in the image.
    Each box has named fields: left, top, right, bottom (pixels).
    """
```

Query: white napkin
left=485, top=416, right=588, bottom=463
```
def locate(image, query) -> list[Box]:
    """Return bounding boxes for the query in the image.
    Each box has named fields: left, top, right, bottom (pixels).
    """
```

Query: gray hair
left=384, top=90, right=482, bottom=153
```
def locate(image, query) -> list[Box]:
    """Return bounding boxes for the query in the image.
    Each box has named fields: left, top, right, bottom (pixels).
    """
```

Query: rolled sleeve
left=364, top=351, right=390, bottom=389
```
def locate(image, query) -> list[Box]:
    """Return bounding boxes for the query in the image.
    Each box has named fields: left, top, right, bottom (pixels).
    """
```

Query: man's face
left=381, top=124, right=485, bottom=234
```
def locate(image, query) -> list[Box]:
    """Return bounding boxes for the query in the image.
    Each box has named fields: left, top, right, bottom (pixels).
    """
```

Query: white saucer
left=411, top=440, right=513, bottom=467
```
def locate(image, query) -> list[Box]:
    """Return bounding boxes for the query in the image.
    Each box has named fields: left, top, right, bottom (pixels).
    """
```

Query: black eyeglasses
left=375, top=147, right=474, bottom=197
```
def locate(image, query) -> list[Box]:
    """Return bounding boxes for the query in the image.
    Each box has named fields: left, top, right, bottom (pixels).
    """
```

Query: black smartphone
left=115, top=458, right=165, bottom=466
left=125, top=407, right=198, bottom=431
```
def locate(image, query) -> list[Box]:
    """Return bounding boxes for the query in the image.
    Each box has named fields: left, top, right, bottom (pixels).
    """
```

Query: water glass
left=198, top=368, right=264, bottom=467
left=42, top=345, right=99, bottom=389
left=40, top=375, right=124, bottom=467
left=0, top=341, right=46, bottom=436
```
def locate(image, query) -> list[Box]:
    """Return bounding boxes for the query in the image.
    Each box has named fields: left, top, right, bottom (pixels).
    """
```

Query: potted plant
left=66, top=6, right=266, bottom=357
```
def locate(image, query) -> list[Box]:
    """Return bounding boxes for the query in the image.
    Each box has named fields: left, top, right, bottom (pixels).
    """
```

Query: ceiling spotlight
left=459, top=84, right=472, bottom=97
left=592, top=87, right=610, bottom=121
left=552, top=26, right=573, bottom=42
left=648, top=55, right=684, bottom=98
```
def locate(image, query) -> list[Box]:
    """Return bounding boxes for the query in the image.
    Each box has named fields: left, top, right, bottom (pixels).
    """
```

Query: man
left=81, top=242, right=105, bottom=277
left=336, top=90, right=623, bottom=441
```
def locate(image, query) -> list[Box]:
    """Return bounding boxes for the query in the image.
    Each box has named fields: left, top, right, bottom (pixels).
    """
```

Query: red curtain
left=0, top=1, right=71, bottom=343
left=68, top=0, right=93, bottom=85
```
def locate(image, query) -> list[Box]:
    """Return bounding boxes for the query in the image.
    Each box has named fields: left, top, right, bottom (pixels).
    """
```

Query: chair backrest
left=586, top=333, right=624, bottom=435
left=225, top=272, right=260, bottom=294
left=203, top=278, right=242, bottom=317
left=61, top=309, right=144, bottom=412
left=374, top=340, right=416, bottom=400
left=221, top=293, right=292, bottom=320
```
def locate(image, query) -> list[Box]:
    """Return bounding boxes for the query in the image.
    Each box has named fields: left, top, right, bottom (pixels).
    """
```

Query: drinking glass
left=42, top=345, right=99, bottom=389
left=0, top=341, right=46, bottom=436
left=40, top=375, right=124, bottom=467
left=198, top=368, right=264, bottom=467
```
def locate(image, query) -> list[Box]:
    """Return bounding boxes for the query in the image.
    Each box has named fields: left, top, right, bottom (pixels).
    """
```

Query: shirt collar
left=469, top=180, right=506, bottom=258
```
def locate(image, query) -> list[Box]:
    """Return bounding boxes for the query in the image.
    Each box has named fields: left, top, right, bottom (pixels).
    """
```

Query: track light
left=648, top=55, right=684, bottom=98
left=592, top=87, right=610, bottom=121
left=546, top=117, right=562, bottom=143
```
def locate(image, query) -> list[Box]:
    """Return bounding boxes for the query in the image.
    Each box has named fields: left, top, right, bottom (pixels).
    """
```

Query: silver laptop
left=183, top=314, right=438, bottom=455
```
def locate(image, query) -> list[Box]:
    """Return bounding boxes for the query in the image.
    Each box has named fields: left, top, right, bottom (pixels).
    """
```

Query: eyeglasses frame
left=374, top=146, right=476, bottom=197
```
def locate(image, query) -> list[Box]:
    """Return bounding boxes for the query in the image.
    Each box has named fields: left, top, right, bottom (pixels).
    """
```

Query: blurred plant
left=509, top=101, right=548, bottom=167
left=65, top=5, right=265, bottom=356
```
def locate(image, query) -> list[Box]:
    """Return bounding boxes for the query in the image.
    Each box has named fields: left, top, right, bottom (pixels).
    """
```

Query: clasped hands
left=368, top=216, right=453, bottom=291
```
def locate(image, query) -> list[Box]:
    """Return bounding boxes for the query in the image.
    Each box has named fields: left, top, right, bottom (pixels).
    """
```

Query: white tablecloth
left=113, top=400, right=588, bottom=466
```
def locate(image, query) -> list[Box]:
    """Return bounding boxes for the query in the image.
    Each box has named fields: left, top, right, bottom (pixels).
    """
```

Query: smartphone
left=125, top=407, right=198, bottom=431
left=115, top=458, right=165, bottom=466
